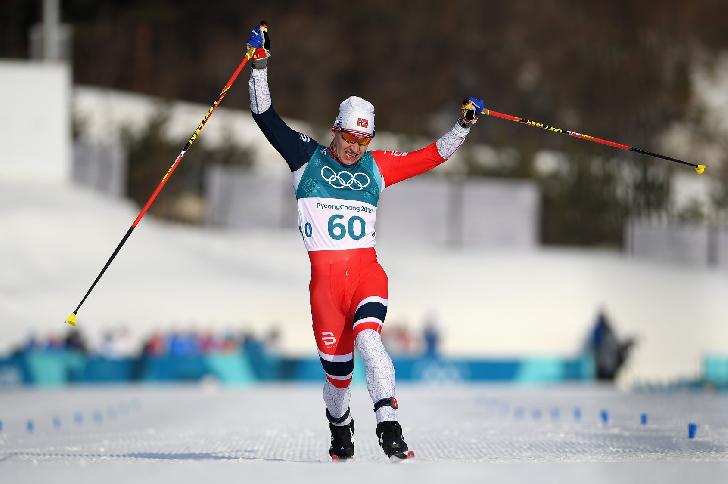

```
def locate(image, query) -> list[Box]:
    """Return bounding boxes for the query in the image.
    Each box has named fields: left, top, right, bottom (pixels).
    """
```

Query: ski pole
left=480, top=107, right=706, bottom=175
left=65, top=25, right=267, bottom=327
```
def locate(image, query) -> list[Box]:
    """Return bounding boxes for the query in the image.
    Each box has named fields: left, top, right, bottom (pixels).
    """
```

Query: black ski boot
left=376, top=421, right=414, bottom=460
left=327, top=409, right=354, bottom=461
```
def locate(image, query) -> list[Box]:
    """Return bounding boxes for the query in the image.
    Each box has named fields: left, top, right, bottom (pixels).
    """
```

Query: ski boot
left=327, top=408, right=354, bottom=461
left=376, top=421, right=415, bottom=460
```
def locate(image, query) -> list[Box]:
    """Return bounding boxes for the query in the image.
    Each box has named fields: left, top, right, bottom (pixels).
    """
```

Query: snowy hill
left=1, top=180, right=727, bottom=385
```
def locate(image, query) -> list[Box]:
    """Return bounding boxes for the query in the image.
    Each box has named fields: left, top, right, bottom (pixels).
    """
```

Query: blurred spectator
left=99, top=326, right=137, bottom=359
left=199, top=328, right=237, bottom=353
left=382, top=323, right=416, bottom=355
left=422, top=312, right=442, bottom=359
left=587, top=308, right=636, bottom=381
left=64, top=328, right=88, bottom=354
left=19, top=333, right=42, bottom=353
left=168, top=330, right=201, bottom=357
left=138, top=327, right=241, bottom=357
left=142, top=330, right=167, bottom=357
left=240, top=331, right=263, bottom=354
left=199, top=330, right=217, bottom=353
left=220, top=330, right=239, bottom=353
left=5, top=324, right=291, bottom=360
left=45, top=332, right=65, bottom=351
left=264, top=326, right=282, bottom=355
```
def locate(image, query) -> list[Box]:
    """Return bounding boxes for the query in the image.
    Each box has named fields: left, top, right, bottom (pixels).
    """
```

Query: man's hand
left=246, top=21, right=270, bottom=69
left=458, top=96, right=485, bottom=128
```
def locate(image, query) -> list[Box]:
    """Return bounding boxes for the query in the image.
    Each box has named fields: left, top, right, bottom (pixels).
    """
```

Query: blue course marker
left=551, top=407, right=560, bottom=420
left=600, top=409, right=609, bottom=424
left=52, top=416, right=61, bottom=429
left=26, top=419, right=34, bottom=433
left=574, top=407, right=582, bottom=421
left=688, top=422, right=698, bottom=439
left=640, top=413, right=648, bottom=426
left=74, top=412, right=83, bottom=425
left=0, top=419, right=3, bottom=432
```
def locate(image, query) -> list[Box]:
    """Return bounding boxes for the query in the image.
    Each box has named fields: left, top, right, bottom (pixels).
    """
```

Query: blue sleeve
left=252, top=107, right=320, bottom=172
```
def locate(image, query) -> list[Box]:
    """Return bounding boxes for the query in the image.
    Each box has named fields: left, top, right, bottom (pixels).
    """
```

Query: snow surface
left=2, top=180, right=728, bottom=383
left=0, top=384, right=726, bottom=484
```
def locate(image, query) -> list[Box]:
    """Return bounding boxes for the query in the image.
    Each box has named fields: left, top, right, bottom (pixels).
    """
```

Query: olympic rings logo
left=321, top=166, right=371, bottom=190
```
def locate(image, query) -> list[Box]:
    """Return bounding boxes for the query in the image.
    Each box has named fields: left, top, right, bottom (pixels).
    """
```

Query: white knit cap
left=333, top=96, right=375, bottom=137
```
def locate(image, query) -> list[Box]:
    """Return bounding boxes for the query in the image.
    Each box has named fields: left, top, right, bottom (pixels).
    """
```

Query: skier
left=245, top=24, right=483, bottom=460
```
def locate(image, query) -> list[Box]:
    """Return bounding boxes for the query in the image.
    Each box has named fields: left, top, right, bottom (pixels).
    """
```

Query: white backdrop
left=0, top=61, right=71, bottom=182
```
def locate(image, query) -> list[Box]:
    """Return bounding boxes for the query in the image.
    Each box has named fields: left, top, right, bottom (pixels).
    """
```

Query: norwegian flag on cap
left=333, top=96, right=375, bottom=137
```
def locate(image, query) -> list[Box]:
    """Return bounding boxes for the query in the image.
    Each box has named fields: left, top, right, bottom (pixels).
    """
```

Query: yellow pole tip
left=65, top=313, right=77, bottom=327
left=695, top=164, right=706, bottom=175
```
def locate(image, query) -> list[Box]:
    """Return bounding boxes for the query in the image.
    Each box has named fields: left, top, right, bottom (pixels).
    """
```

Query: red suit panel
left=372, top=143, right=446, bottom=188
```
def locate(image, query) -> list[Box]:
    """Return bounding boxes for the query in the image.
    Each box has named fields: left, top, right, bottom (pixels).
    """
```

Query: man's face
left=330, top=130, right=371, bottom=165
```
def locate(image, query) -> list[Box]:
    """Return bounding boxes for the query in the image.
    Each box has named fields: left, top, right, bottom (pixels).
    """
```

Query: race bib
left=297, top=197, right=377, bottom=251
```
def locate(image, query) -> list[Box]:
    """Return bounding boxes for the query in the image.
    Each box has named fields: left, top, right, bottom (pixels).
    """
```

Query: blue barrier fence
left=0, top=350, right=600, bottom=387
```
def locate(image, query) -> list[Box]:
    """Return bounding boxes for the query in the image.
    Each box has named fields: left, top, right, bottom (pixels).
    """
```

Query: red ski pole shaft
left=65, top=43, right=259, bottom=327
left=481, top=108, right=706, bottom=175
